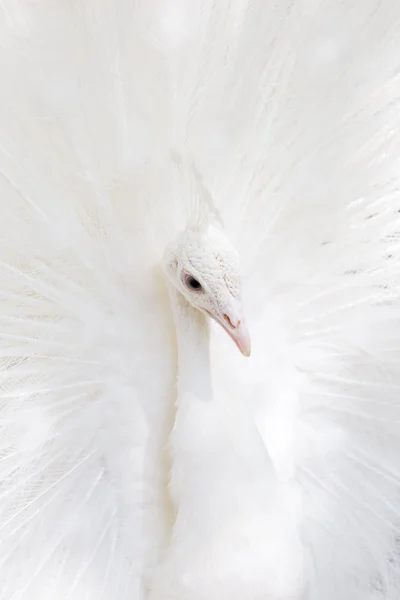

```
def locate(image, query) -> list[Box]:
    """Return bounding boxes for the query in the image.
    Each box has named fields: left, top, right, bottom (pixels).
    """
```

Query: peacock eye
left=184, top=274, right=203, bottom=292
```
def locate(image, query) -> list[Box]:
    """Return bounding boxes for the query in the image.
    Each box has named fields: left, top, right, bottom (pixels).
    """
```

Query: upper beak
left=216, top=306, right=251, bottom=357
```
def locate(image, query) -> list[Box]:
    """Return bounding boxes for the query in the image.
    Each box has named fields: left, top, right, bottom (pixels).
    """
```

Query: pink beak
left=210, top=305, right=251, bottom=357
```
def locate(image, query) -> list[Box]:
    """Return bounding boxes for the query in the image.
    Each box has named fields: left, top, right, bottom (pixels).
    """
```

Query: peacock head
left=162, top=224, right=251, bottom=356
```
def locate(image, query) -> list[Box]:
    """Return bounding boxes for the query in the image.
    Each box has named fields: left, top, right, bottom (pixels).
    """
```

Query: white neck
left=168, top=286, right=212, bottom=403
left=150, top=284, right=305, bottom=600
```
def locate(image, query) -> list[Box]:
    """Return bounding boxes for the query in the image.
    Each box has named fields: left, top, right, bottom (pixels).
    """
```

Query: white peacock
left=0, top=1, right=400, bottom=600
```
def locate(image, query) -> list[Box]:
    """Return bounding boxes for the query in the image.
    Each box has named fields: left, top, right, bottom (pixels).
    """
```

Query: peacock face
left=163, top=225, right=251, bottom=356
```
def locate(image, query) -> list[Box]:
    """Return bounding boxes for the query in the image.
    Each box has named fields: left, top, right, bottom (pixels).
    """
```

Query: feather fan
left=0, top=1, right=400, bottom=599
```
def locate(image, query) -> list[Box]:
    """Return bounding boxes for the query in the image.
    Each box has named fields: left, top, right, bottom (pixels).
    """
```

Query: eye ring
left=183, top=273, right=203, bottom=292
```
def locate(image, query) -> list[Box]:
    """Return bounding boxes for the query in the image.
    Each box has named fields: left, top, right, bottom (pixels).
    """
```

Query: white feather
left=0, top=0, right=400, bottom=598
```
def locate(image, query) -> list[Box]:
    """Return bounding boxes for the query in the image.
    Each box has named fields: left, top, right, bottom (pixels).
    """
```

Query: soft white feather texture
left=1, top=0, right=400, bottom=598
